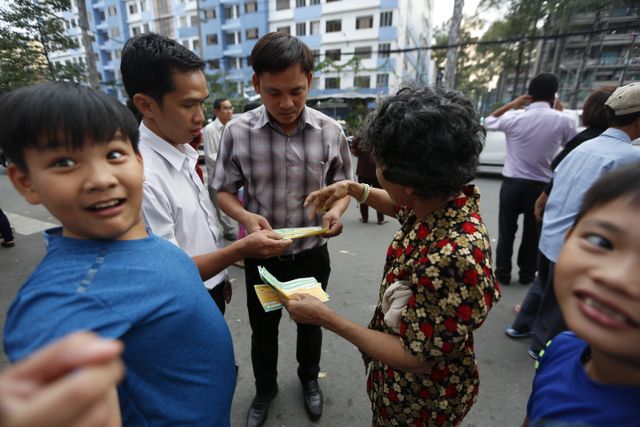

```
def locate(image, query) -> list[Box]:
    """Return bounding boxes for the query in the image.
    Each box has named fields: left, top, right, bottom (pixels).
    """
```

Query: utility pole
left=77, top=0, right=100, bottom=89
left=444, top=0, right=464, bottom=90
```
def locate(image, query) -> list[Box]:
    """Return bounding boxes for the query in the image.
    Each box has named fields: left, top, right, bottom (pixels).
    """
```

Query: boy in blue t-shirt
left=0, top=82, right=236, bottom=426
left=525, top=162, right=640, bottom=426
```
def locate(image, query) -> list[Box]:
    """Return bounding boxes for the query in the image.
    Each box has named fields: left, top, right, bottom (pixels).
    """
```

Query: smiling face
left=139, top=70, right=208, bottom=148
left=555, top=197, right=640, bottom=363
left=252, top=65, right=311, bottom=135
left=8, top=134, right=147, bottom=241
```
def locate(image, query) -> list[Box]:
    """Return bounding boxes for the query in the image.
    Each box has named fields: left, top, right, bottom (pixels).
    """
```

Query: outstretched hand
left=281, top=293, right=329, bottom=326
left=304, top=181, right=353, bottom=220
left=0, top=332, right=124, bottom=427
left=241, top=229, right=292, bottom=259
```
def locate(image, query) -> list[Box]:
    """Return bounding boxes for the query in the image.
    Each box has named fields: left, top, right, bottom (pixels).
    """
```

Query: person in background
left=506, top=86, right=616, bottom=341
left=212, top=32, right=352, bottom=426
left=524, top=162, right=640, bottom=426
left=525, top=81, right=640, bottom=359
left=0, top=207, right=14, bottom=247
left=350, top=136, right=386, bottom=224
left=485, top=73, right=576, bottom=286
left=289, top=86, right=500, bottom=426
left=202, top=98, right=237, bottom=241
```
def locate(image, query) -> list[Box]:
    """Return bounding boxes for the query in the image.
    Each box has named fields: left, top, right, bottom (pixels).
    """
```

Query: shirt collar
left=525, top=101, right=552, bottom=110
left=601, top=127, right=632, bottom=143
left=252, top=105, right=321, bottom=133
left=213, top=117, right=225, bottom=131
left=139, top=122, right=198, bottom=171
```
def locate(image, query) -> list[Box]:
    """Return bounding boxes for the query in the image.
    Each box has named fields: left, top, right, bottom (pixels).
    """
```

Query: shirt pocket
left=304, top=160, right=327, bottom=190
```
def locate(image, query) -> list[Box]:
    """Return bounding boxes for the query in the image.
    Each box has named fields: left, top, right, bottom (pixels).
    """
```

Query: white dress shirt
left=202, top=117, right=224, bottom=189
left=138, top=122, right=227, bottom=289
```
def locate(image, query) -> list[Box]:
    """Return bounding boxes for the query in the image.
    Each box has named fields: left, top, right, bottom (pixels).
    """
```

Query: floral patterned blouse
left=365, top=185, right=501, bottom=426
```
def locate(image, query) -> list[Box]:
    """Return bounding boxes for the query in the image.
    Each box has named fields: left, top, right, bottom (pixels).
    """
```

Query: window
left=276, top=26, right=290, bottom=34
left=376, top=73, right=389, bottom=87
left=143, top=23, right=150, bottom=32
left=310, top=20, right=320, bottom=35
left=354, top=76, right=370, bottom=88
left=246, top=28, right=259, bottom=40
left=204, top=8, right=216, bottom=19
left=98, top=10, right=105, bottom=21
left=190, top=15, right=199, bottom=26
left=326, top=49, right=341, bottom=61
left=325, top=77, right=340, bottom=89
left=180, top=15, right=187, bottom=27
left=227, top=57, right=241, bottom=69
left=192, top=39, right=199, bottom=51
left=326, top=0, right=340, bottom=2
left=310, top=0, right=319, bottom=4
left=107, top=5, right=117, bottom=16
left=157, top=17, right=172, bottom=35
left=155, top=0, right=169, bottom=15
left=312, top=49, right=320, bottom=60
left=276, top=0, right=290, bottom=10
left=378, top=43, right=391, bottom=58
left=245, top=1, right=257, bottom=13
left=326, top=19, right=341, bottom=33
left=380, top=11, right=393, bottom=27
left=224, top=5, right=239, bottom=19
left=296, top=22, right=306, bottom=36
left=111, top=26, right=121, bottom=38
left=128, top=3, right=138, bottom=15
left=225, top=31, right=240, bottom=45
left=139, top=0, right=146, bottom=12
left=206, top=33, right=218, bottom=45
left=356, top=15, right=373, bottom=29
left=207, top=59, right=220, bottom=70
left=354, top=46, right=372, bottom=59
left=296, top=0, right=305, bottom=6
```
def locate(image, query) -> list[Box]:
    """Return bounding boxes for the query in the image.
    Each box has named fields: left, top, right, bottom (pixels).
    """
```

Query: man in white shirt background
left=203, top=98, right=237, bottom=241
left=120, top=33, right=291, bottom=314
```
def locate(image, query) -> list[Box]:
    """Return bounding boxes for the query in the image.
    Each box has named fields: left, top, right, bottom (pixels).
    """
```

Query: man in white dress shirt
left=202, top=98, right=236, bottom=241
left=120, top=33, right=291, bottom=314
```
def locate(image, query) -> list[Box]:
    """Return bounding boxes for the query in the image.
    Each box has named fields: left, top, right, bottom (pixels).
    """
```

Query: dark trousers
left=495, top=177, right=547, bottom=283
left=357, top=176, right=384, bottom=223
left=0, top=208, right=13, bottom=242
left=512, top=252, right=566, bottom=351
left=208, top=282, right=227, bottom=315
left=245, top=244, right=331, bottom=396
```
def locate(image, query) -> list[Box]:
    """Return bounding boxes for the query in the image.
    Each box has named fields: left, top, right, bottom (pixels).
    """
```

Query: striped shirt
left=212, top=105, right=353, bottom=254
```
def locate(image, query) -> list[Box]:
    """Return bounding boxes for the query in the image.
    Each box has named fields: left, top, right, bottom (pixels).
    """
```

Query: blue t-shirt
left=3, top=228, right=236, bottom=426
left=527, top=332, right=640, bottom=427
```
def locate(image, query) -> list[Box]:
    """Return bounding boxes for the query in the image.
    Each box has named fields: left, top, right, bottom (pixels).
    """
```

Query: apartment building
left=49, top=0, right=433, bottom=100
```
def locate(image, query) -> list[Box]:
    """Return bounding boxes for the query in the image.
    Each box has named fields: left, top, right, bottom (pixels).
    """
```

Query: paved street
left=0, top=168, right=535, bottom=426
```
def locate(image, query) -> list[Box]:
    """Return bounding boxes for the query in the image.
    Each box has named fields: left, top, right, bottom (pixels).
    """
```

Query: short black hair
left=528, top=73, right=558, bottom=102
left=574, top=161, right=640, bottom=226
left=606, top=109, right=640, bottom=127
left=249, top=32, right=314, bottom=75
left=0, top=82, right=139, bottom=172
left=243, top=101, right=261, bottom=112
left=213, top=98, right=229, bottom=110
left=581, top=86, right=615, bottom=129
left=359, top=86, right=484, bottom=200
left=121, top=33, right=205, bottom=106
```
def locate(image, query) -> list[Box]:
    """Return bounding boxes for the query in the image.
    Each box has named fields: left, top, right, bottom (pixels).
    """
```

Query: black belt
left=275, top=244, right=326, bottom=262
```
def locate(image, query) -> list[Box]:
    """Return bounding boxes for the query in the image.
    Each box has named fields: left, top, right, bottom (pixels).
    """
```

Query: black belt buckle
left=277, top=253, right=296, bottom=261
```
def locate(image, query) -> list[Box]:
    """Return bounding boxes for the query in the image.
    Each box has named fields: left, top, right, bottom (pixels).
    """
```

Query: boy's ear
left=7, top=164, right=42, bottom=205
left=252, top=73, right=260, bottom=93
left=132, top=93, right=156, bottom=118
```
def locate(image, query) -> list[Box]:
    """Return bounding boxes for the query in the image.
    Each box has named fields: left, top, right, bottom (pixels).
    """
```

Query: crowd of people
left=0, top=30, right=639, bottom=427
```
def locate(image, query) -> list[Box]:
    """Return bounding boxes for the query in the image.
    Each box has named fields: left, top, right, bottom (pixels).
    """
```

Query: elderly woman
left=284, top=87, right=501, bottom=426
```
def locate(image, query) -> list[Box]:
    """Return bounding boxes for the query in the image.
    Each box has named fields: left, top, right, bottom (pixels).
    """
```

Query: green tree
left=0, top=0, right=84, bottom=93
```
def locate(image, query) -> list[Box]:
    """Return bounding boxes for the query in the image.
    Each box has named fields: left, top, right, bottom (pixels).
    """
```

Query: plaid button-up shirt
left=212, top=105, right=353, bottom=254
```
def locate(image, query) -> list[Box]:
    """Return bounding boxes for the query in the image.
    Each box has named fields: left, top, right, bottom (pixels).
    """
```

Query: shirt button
left=287, top=137, right=292, bottom=142
left=287, top=162, right=292, bottom=167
